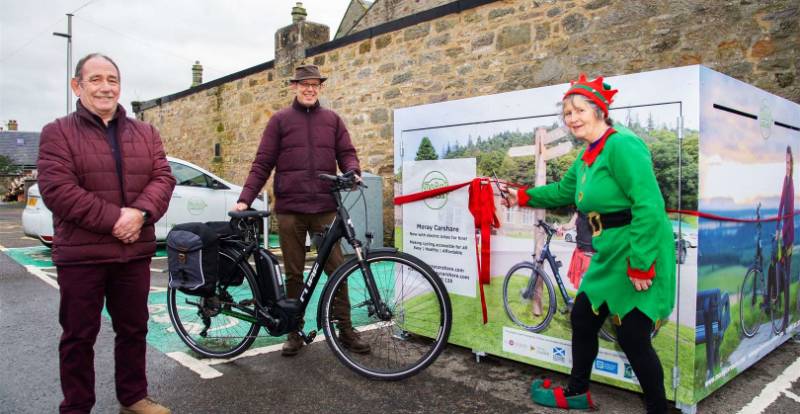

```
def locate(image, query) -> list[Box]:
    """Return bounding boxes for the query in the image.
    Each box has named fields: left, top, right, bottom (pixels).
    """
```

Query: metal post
left=53, top=13, right=73, bottom=114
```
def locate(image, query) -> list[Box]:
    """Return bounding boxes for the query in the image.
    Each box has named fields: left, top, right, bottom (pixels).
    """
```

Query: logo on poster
left=552, top=347, right=566, bottom=363
left=421, top=171, right=449, bottom=210
left=759, top=99, right=773, bottom=140
left=624, top=363, right=634, bottom=379
left=594, top=358, right=618, bottom=374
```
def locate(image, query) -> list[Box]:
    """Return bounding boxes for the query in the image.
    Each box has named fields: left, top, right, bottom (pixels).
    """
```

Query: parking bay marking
left=4, top=246, right=400, bottom=382
left=0, top=246, right=291, bottom=379
left=737, top=356, right=800, bottom=413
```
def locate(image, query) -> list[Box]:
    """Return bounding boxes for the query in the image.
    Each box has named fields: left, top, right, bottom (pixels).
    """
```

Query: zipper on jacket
left=306, top=108, right=317, bottom=205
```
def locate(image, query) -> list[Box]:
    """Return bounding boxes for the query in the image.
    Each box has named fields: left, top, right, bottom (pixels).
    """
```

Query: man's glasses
left=297, top=81, right=322, bottom=90
left=80, top=77, right=120, bottom=88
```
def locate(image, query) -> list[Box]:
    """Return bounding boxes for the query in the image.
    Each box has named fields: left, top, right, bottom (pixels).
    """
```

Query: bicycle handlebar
left=319, top=170, right=368, bottom=190
left=536, top=220, right=556, bottom=236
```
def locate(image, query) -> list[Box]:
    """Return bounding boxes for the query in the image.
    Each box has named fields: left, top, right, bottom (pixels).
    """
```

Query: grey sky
left=0, top=0, right=350, bottom=132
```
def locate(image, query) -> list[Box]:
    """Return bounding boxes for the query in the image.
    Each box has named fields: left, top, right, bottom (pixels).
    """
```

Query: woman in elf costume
left=504, top=74, right=675, bottom=413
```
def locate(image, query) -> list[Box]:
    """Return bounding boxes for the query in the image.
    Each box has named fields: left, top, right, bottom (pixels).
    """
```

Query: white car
left=682, top=231, right=698, bottom=248
left=22, top=156, right=266, bottom=247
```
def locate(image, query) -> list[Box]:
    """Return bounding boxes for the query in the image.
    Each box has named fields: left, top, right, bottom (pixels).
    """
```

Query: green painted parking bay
left=4, top=245, right=326, bottom=365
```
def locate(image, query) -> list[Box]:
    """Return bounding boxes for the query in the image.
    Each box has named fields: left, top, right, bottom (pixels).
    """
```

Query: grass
left=698, top=265, right=748, bottom=293
left=402, top=274, right=696, bottom=404
left=691, top=281, right=799, bottom=402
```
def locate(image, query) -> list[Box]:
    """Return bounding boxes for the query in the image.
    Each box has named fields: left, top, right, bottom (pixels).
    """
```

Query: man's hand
left=112, top=207, right=145, bottom=244
left=629, top=277, right=653, bottom=291
left=232, top=202, right=249, bottom=212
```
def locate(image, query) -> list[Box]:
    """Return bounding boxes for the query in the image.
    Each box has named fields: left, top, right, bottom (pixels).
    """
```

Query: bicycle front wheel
left=740, top=267, right=766, bottom=338
left=502, top=263, right=556, bottom=333
left=320, top=251, right=452, bottom=381
left=167, top=249, right=260, bottom=358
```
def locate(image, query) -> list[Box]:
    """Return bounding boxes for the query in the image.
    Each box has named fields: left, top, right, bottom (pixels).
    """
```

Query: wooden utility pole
left=508, top=126, right=571, bottom=258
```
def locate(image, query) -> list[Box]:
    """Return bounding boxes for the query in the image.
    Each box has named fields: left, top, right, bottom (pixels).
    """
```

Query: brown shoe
left=119, top=397, right=170, bottom=414
left=338, top=326, right=371, bottom=354
left=281, top=332, right=305, bottom=356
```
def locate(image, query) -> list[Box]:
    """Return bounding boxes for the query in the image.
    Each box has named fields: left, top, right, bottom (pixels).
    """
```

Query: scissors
left=491, top=169, right=510, bottom=206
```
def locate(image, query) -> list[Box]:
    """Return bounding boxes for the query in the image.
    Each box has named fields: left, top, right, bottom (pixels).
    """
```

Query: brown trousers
left=277, top=212, right=352, bottom=327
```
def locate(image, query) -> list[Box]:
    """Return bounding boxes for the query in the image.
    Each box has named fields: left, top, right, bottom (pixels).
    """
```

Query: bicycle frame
left=534, top=223, right=574, bottom=312
left=222, top=178, right=390, bottom=338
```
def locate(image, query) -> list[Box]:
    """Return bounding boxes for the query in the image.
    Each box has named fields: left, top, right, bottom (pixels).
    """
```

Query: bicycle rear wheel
left=740, top=267, right=766, bottom=338
left=502, top=263, right=556, bottom=333
left=770, top=263, right=789, bottom=335
left=598, top=318, right=660, bottom=343
left=167, top=249, right=260, bottom=358
left=320, top=251, right=452, bottom=380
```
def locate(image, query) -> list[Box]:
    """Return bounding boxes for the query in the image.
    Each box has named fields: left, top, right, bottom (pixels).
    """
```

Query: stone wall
left=139, top=0, right=799, bottom=242
left=349, top=0, right=454, bottom=33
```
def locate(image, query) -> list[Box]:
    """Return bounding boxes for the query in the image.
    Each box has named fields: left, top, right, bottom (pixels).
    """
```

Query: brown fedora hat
left=290, top=65, right=328, bottom=83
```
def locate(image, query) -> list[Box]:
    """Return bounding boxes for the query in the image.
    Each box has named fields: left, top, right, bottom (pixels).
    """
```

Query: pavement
left=1, top=202, right=799, bottom=413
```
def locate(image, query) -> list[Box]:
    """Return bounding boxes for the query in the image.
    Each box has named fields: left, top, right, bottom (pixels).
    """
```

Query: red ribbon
left=468, top=178, right=500, bottom=323
left=395, top=177, right=499, bottom=324
left=395, top=177, right=798, bottom=325
left=666, top=209, right=797, bottom=223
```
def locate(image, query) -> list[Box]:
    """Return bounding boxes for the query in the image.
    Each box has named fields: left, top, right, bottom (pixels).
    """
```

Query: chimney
left=192, top=61, right=203, bottom=87
left=7, top=120, right=18, bottom=131
left=275, top=2, right=330, bottom=78
left=291, top=2, right=307, bottom=23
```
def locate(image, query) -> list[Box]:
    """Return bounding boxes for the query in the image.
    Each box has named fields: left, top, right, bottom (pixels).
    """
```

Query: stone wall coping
left=134, top=0, right=500, bottom=113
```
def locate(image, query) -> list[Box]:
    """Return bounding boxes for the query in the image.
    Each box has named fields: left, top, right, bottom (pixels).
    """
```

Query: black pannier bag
left=167, top=222, right=219, bottom=297
left=204, top=221, right=245, bottom=287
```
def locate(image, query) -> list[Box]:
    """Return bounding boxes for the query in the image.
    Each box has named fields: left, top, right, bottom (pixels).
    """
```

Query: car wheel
left=565, top=234, right=573, bottom=242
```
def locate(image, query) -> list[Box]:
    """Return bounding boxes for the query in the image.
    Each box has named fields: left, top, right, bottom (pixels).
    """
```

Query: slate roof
left=0, top=131, right=40, bottom=168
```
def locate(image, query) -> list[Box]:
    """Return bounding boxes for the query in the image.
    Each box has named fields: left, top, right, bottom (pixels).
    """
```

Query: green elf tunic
left=519, top=125, right=676, bottom=323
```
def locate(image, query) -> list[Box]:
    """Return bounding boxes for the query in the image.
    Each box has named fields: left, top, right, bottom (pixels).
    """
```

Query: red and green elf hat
left=564, top=73, right=618, bottom=117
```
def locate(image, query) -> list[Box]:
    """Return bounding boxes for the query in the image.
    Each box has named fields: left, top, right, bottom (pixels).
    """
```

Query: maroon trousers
left=56, top=258, right=151, bottom=414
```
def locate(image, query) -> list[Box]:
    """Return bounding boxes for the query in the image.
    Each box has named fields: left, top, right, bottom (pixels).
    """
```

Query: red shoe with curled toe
left=530, top=378, right=596, bottom=410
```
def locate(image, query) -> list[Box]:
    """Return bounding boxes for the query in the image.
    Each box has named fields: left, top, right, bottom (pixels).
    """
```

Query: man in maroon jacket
left=38, top=53, right=175, bottom=414
left=234, top=65, right=370, bottom=356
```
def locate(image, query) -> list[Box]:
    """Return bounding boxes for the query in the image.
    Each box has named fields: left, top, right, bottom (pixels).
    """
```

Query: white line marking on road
left=206, top=342, right=294, bottom=365
left=26, top=265, right=59, bottom=289
left=165, top=352, right=223, bottom=379
left=156, top=322, right=392, bottom=379
left=784, top=390, right=800, bottom=404
left=738, top=353, right=800, bottom=413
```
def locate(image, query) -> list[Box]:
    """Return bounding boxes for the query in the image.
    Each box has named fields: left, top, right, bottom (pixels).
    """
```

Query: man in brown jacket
left=234, top=65, right=370, bottom=356
left=38, top=53, right=175, bottom=414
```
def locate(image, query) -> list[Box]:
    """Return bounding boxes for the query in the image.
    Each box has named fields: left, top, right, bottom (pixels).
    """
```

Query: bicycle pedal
left=302, top=330, right=317, bottom=344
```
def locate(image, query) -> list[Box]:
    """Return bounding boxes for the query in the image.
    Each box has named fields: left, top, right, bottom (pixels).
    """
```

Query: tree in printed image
left=415, top=137, right=438, bottom=161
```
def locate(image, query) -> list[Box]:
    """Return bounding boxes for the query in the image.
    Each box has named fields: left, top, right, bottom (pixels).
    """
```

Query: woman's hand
left=499, top=183, right=518, bottom=208
left=629, top=277, right=653, bottom=291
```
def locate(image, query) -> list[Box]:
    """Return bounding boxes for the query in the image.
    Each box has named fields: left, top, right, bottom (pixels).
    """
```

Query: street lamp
left=53, top=13, right=73, bottom=114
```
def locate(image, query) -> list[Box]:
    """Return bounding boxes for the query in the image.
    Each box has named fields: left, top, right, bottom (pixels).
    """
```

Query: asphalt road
left=1, top=202, right=799, bottom=414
